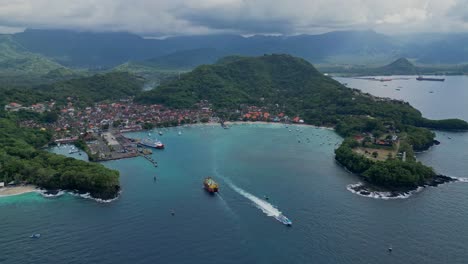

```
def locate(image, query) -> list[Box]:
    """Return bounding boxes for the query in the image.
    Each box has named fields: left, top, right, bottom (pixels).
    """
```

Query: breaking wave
left=451, top=177, right=468, bottom=183
left=69, top=191, right=121, bottom=203
left=37, top=189, right=65, bottom=198
left=346, top=182, right=424, bottom=200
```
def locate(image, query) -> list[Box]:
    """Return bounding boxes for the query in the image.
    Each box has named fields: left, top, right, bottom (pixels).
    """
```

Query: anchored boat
left=203, top=177, right=219, bottom=193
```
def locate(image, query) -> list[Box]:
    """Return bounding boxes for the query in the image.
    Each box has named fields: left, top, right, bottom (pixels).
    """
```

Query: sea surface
left=1, top=76, right=468, bottom=264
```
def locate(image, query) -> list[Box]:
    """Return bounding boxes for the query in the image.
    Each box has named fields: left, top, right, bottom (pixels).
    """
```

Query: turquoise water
left=1, top=77, right=468, bottom=263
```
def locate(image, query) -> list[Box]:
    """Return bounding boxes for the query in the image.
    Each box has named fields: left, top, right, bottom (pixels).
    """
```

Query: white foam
left=346, top=182, right=423, bottom=200
left=68, top=191, right=121, bottom=203
left=36, top=189, right=65, bottom=198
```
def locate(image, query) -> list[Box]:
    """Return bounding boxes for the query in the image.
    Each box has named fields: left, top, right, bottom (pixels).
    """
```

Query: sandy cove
left=0, top=185, right=37, bottom=197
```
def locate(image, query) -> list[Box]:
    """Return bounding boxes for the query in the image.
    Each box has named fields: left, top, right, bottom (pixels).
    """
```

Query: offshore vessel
left=139, top=138, right=165, bottom=149
left=416, top=76, right=445, bottom=82
left=203, top=177, right=219, bottom=193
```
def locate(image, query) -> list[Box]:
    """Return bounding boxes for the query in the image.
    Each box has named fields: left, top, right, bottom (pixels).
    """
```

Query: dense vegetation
left=136, top=54, right=468, bottom=188
left=0, top=116, right=120, bottom=199
left=0, top=72, right=145, bottom=107
left=137, top=54, right=468, bottom=130
left=0, top=72, right=144, bottom=199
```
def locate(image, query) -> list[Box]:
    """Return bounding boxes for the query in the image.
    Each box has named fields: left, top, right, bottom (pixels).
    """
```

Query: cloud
left=0, top=0, right=465, bottom=35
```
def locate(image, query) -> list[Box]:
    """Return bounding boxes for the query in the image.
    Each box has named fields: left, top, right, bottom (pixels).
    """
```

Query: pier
left=141, top=154, right=158, bottom=167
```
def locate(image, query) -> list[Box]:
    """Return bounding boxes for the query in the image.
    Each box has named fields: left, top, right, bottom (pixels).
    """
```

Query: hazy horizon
left=1, top=0, right=468, bottom=37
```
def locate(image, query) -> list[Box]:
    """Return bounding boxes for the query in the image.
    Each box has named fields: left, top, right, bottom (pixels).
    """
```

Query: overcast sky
left=1, top=0, right=467, bottom=36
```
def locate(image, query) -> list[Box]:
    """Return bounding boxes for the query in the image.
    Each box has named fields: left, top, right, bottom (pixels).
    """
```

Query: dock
left=142, top=154, right=158, bottom=167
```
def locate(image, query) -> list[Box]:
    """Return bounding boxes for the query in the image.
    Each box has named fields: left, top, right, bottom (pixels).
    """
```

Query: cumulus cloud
left=0, top=0, right=465, bottom=35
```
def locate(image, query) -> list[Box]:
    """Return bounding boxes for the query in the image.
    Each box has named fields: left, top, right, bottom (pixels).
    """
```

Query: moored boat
left=203, top=177, right=219, bottom=193
left=139, top=138, right=165, bottom=149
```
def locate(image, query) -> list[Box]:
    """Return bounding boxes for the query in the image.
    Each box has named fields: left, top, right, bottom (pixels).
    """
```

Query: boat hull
left=204, top=185, right=218, bottom=193
left=416, top=77, right=445, bottom=82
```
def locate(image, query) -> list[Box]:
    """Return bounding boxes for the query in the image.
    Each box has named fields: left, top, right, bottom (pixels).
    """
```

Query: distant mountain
left=12, top=29, right=400, bottom=68
left=11, top=29, right=468, bottom=68
left=12, top=29, right=164, bottom=68
left=375, top=58, right=418, bottom=75
left=0, top=35, right=67, bottom=75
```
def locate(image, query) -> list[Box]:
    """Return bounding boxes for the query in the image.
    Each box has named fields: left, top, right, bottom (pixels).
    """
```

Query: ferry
left=139, top=138, right=165, bottom=149
left=203, top=177, right=219, bottom=193
left=275, top=214, right=292, bottom=226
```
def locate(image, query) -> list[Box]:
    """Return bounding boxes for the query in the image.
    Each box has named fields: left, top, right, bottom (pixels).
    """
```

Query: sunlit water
left=1, top=76, right=468, bottom=263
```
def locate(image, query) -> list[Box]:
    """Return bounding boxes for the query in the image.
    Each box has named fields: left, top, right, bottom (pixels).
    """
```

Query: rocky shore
left=347, top=175, right=457, bottom=199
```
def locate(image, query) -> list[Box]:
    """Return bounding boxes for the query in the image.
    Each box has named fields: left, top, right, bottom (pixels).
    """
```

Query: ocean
left=1, top=76, right=468, bottom=264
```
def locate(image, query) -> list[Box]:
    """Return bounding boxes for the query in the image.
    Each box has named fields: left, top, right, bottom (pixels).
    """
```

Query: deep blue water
left=1, top=76, right=468, bottom=264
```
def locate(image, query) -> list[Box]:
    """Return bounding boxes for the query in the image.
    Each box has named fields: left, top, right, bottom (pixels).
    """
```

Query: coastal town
left=5, top=97, right=308, bottom=162
left=3, top=84, right=411, bottom=165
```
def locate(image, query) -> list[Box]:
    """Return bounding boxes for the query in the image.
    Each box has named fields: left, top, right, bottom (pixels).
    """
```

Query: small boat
left=203, top=177, right=219, bottom=193
left=178, top=131, right=182, bottom=135
left=30, top=233, right=41, bottom=239
left=275, top=214, right=292, bottom=226
left=395, top=88, right=401, bottom=91
left=159, top=131, right=163, bottom=136
left=429, top=91, right=434, bottom=93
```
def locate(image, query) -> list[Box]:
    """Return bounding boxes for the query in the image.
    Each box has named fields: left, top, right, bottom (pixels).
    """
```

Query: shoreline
left=0, top=185, right=37, bottom=197
left=346, top=175, right=458, bottom=200
left=191, top=120, right=336, bottom=130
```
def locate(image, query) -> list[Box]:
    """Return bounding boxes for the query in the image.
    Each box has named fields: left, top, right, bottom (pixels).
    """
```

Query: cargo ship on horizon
left=416, top=76, right=445, bottom=82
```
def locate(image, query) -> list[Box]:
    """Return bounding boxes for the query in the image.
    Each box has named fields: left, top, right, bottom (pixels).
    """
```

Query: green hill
left=137, top=54, right=467, bottom=129
left=1, top=72, right=145, bottom=107
left=0, top=35, right=68, bottom=75
left=0, top=35, right=78, bottom=85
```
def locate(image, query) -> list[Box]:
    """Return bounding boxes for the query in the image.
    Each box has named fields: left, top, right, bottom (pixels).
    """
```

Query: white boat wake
left=224, top=179, right=292, bottom=225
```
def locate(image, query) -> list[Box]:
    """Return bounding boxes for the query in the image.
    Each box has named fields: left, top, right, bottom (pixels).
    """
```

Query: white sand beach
left=0, top=185, right=37, bottom=197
